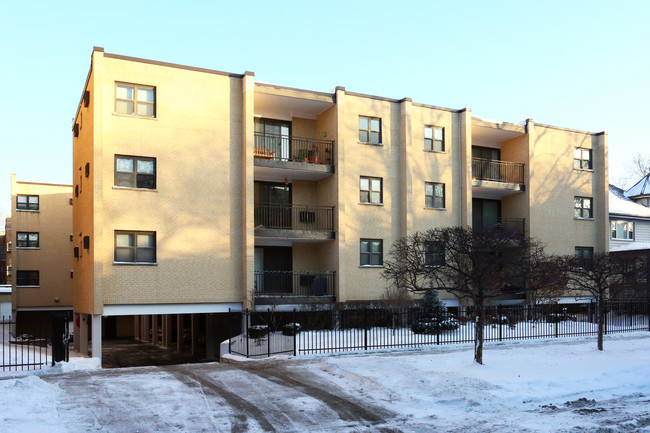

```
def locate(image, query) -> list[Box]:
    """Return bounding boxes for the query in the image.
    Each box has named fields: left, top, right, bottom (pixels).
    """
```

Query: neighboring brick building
left=7, top=174, right=73, bottom=335
left=72, top=47, right=608, bottom=363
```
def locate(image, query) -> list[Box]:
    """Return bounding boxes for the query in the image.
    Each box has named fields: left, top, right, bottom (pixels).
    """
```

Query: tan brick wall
left=11, top=177, right=73, bottom=311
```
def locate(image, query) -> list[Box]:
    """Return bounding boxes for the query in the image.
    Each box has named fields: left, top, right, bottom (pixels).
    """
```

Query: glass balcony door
left=255, top=118, right=291, bottom=161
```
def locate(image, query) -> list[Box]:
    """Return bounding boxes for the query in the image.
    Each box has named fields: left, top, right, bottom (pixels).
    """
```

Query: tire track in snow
left=163, top=364, right=274, bottom=433
left=238, top=363, right=400, bottom=431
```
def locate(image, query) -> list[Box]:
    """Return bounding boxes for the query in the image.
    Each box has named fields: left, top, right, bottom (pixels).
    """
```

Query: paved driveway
left=40, top=359, right=406, bottom=432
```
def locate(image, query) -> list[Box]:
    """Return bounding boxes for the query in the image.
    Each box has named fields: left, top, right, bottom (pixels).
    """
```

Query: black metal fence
left=1, top=316, right=51, bottom=371
left=254, top=132, right=334, bottom=165
left=472, top=216, right=525, bottom=237
left=472, top=157, right=524, bottom=184
left=254, top=270, right=335, bottom=296
left=228, top=302, right=650, bottom=358
left=255, top=203, right=334, bottom=232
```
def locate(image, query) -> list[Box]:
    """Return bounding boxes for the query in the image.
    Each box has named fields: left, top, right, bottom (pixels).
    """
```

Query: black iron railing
left=472, top=158, right=524, bottom=184
left=230, top=301, right=650, bottom=358
left=254, top=132, right=334, bottom=165
left=473, top=216, right=525, bottom=236
left=255, top=203, right=334, bottom=232
left=254, top=270, right=335, bottom=297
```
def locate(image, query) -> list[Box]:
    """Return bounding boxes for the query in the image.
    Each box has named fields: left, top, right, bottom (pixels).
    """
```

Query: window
left=425, top=182, right=445, bottom=209
left=360, top=239, right=383, bottom=266
left=574, top=197, right=593, bottom=219
left=424, top=126, right=444, bottom=152
left=425, top=242, right=445, bottom=266
left=16, top=271, right=39, bottom=286
left=115, top=231, right=156, bottom=263
left=611, top=220, right=634, bottom=240
left=16, top=195, right=39, bottom=211
left=115, top=156, right=156, bottom=189
left=573, top=148, right=592, bottom=170
left=359, top=116, right=381, bottom=144
left=575, top=247, right=593, bottom=259
left=360, top=176, right=382, bottom=204
left=115, top=83, right=155, bottom=117
left=17, top=232, right=39, bottom=248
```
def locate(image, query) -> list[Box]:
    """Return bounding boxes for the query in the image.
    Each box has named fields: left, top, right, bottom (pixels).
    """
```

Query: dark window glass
left=17, top=270, right=39, bottom=286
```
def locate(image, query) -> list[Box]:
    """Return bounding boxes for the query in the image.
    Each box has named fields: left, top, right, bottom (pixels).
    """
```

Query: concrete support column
left=163, top=315, right=173, bottom=348
left=152, top=315, right=159, bottom=345
left=73, top=312, right=81, bottom=352
left=133, top=315, right=140, bottom=340
left=91, top=314, right=102, bottom=362
left=79, top=313, right=89, bottom=355
left=142, top=315, right=150, bottom=342
left=206, top=313, right=216, bottom=361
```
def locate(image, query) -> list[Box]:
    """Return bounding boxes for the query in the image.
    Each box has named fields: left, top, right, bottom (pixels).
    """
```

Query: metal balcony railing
left=472, top=216, right=525, bottom=237
left=254, top=132, right=334, bottom=165
left=255, top=203, right=334, bottom=232
left=472, top=158, right=524, bottom=184
left=254, top=270, right=335, bottom=297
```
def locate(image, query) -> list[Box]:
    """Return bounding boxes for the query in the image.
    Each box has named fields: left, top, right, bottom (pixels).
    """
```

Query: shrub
left=411, top=290, right=459, bottom=334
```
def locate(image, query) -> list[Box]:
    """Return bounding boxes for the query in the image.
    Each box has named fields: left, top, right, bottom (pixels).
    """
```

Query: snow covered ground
left=1, top=332, right=650, bottom=432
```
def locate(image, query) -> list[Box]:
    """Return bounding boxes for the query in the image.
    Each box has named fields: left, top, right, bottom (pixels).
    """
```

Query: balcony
left=254, top=133, right=334, bottom=182
left=472, top=158, right=525, bottom=199
left=254, top=270, right=336, bottom=305
left=472, top=216, right=525, bottom=237
left=255, top=203, right=335, bottom=241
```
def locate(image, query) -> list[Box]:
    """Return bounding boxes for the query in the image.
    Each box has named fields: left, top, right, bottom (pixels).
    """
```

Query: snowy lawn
left=0, top=332, right=649, bottom=432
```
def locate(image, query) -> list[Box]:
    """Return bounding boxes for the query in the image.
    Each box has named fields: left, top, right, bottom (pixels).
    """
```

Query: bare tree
left=383, top=226, right=548, bottom=364
left=556, top=252, right=631, bottom=351
left=379, top=286, right=412, bottom=335
left=619, top=152, right=650, bottom=187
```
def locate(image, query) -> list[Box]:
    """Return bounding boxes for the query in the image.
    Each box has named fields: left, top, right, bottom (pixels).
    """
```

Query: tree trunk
left=474, top=305, right=485, bottom=364
left=597, top=297, right=605, bottom=351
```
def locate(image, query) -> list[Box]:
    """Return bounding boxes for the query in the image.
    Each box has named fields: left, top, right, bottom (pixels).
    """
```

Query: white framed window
left=573, top=148, right=592, bottom=170
left=424, top=126, right=444, bottom=152
left=359, top=117, right=381, bottom=144
left=360, top=239, right=383, bottom=266
left=360, top=176, right=382, bottom=204
left=425, top=182, right=445, bottom=209
left=115, top=83, right=155, bottom=117
left=115, top=155, right=156, bottom=189
left=115, top=231, right=156, bottom=263
left=611, top=220, right=634, bottom=240
left=574, top=197, right=593, bottom=219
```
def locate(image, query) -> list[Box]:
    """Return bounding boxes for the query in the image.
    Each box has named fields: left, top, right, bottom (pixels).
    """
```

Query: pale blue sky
left=1, top=0, right=648, bottom=229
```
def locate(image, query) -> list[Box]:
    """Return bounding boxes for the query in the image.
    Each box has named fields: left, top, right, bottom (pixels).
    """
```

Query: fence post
left=245, top=310, right=249, bottom=359
left=228, top=308, right=232, bottom=355
left=293, top=309, right=297, bottom=357
left=497, top=305, right=502, bottom=342
left=364, top=309, right=368, bottom=351
left=267, top=308, right=271, bottom=358
left=555, top=305, right=559, bottom=339
left=436, top=306, right=440, bottom=345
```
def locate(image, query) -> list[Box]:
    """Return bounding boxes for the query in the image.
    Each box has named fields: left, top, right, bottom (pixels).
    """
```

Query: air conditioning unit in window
left=6, top=242, right=11, bottom=252
left=6, top=265, right=12, bottom=276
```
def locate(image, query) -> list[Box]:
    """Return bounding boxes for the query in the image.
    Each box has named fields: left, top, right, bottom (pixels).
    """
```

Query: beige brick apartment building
left=6, top=174, right=73, bottom=334
left=72, top=47, right=608, bottom=362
